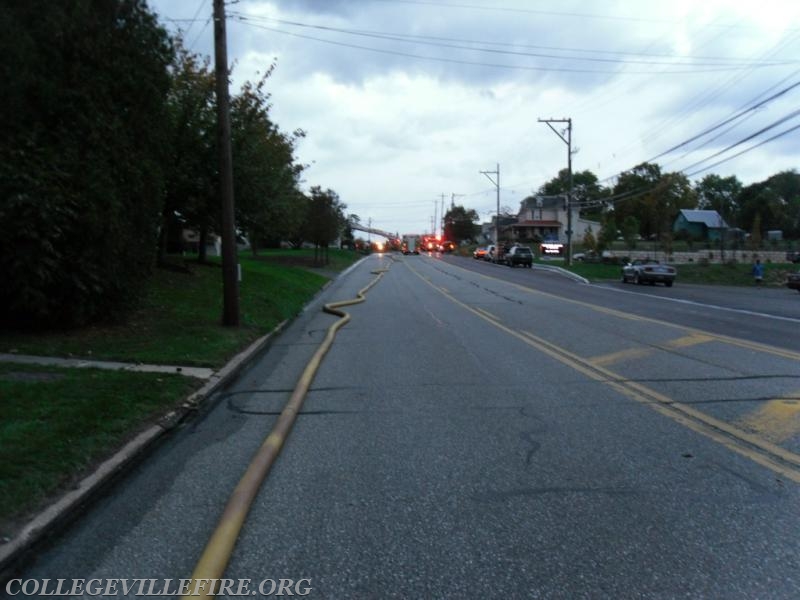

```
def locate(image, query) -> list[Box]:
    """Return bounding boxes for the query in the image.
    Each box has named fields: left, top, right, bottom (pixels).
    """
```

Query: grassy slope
left=0, top=249, right=360, bottom=531
left=0, top=252, right=351, bottom=367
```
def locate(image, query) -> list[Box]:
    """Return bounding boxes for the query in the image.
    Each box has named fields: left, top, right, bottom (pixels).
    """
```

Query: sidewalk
left=0, top=353, right=215, bottom=380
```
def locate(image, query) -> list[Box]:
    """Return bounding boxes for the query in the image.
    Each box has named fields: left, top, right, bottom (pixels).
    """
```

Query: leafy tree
left=230, top=67, right=307, bottom=253
left=737, top=177, right=790, bottom=238
left=611, top=163, right=695, bottom=245
left=750, top=213, right=762, bottom=249
left=0, top=0, right=173, bottom=326
left=694, top=174, right=742, bottom=226
left=539, top=168, right=610, bottom=217
left=581, top=227, right=597, bottom=252
left=443, top=205, right=480, bottom=243
left=653, top=172, right=697, bottom=235
left=773, top=170, right=800, bottom=238
left=161, top=38, right=217, bottom=263
left=621, top=215, right=640, bottom=250
left=340, top=213, right=360, bottom=249
left=301, top=187, right=346, bottom=263
left=737, top=170, right=800, bottom=238
left=610, top=163, right=663, bottom=239
left=597, top=215, right=617, bottom=252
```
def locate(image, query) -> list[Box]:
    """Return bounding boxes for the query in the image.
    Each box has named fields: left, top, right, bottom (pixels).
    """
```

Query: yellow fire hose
left=182, top=265, right=389, bottom=599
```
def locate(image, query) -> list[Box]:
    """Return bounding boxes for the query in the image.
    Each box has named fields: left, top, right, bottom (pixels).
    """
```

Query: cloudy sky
left=149, top=0, right=800, bottom=238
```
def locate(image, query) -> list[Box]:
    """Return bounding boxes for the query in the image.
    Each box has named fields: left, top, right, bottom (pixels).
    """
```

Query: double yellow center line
left=408, top=260, right=800, bottom=484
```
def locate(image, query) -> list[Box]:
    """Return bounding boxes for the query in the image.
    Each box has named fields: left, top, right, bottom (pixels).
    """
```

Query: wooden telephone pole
left=213, top=0, right=239, bottom=326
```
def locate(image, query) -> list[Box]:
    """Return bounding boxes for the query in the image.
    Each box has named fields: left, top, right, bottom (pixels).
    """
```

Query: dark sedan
left=621, top=259, right=676, bottom=287
left=787, top=271, right=800, bottom=292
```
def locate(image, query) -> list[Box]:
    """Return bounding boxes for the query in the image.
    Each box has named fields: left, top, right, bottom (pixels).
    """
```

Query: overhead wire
left=511, top=12, right=761, bottom=182
left=220, top=4, right=799, bottom=222
left=595, top=18, right=747, bottom=170
left=677, top=108, right=800, bottom=174
left=663, top=67, right=800, bottom=168
left=230, top=14, right=794, bottom=69
left=685, top=122, right=800, bottom=178
left=645, top=78, right=800, bottom=164
left=244, top=21, right=786, bottom=64
left=228, top=8, right=799, bottom=209
left=176, top=0, right=208, bottom=38
left=608, top=30, right=800, bottom=175
left=368, top=0, right=800, bottom=32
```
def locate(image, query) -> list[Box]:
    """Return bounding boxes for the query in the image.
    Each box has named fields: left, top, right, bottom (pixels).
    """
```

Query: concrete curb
left=533, top=263, right=591, bottom=284
left=0, top=318, right=292, bottom=575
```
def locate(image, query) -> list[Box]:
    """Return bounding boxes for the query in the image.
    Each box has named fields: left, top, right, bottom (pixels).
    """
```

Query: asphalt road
left=8, top=253, right=800, bottom=599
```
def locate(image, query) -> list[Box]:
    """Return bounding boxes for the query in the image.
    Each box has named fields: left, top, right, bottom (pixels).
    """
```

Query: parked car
left=787, top=271, right=800, bottom=292
left=621, top=259, right=676, bottom=286
left=573, top=250, right=611, bottom=263
left=786, top=251, right=800, bottom=263
left=505, top=246, right=533, bottom=267
left=473, top=246, right=488, bottom=259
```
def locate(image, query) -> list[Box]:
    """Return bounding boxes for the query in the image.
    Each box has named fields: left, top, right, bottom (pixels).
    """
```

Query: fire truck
left=420, top=235, right=439, bottom=252
left=401, top=235, right=419, bottom=255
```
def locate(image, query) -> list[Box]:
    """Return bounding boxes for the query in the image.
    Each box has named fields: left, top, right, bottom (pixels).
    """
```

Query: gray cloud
left=150, top=0, right=800, bottom=235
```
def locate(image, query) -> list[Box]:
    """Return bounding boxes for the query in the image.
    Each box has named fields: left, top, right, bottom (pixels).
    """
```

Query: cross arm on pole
left=480, top=170, right=499, bottom=187
left=538, top=118, right=570, bottom=146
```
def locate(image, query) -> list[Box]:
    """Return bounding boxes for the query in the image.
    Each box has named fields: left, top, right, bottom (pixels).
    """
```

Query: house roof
left=677, top=209, right=729, bottom=228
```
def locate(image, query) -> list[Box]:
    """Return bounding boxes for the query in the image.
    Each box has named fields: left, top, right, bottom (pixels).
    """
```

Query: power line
left=645, top=78, right=800, bottom=164
left=678, top=108, right=800, bottom=174
left=229, top=16, right=793, bottom=76
left=231, top=14, right=795, bottom=69
left=598, top=28, right=800, bottom=174
left=685, top=122, right=800, bottom=178
left=369, top=0, right=800, bottom=32
left=188, top=16, right=212, bottom=51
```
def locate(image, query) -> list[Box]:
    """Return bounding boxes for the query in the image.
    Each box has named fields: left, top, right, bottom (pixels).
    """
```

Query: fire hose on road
left=182, top=263, right=390, bottom=599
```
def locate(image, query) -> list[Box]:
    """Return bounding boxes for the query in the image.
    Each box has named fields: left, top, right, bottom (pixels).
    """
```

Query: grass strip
left=0, top=250, right=359, bottom=367
left=0, top=364, right=200, bottom=532
left=556, top=259, right=796, bottom=286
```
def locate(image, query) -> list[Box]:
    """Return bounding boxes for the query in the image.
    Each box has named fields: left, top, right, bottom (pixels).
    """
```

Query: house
left=480, top=214, right=517, bottom=243
left=672, top=209, right=729, bottom=242
left=505, top=195, right=599, bottom=244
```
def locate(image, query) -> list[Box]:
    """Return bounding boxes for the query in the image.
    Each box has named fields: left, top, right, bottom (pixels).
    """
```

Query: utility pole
left=440, top=194, right=446, bottom=238
left=450, top=192, right=464, bottom=209
left=213, top=0, right=239, bottom=326
left=480, top=164, right=500, bottom=259
left=539, top=117, right=573, bottom=265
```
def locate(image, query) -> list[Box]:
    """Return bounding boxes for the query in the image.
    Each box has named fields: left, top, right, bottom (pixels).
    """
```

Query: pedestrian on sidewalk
left=752, top=258, right=764, bottom=285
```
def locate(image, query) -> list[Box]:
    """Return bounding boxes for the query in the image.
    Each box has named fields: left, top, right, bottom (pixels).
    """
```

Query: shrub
left=0, top=1, right=173, bottom=327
